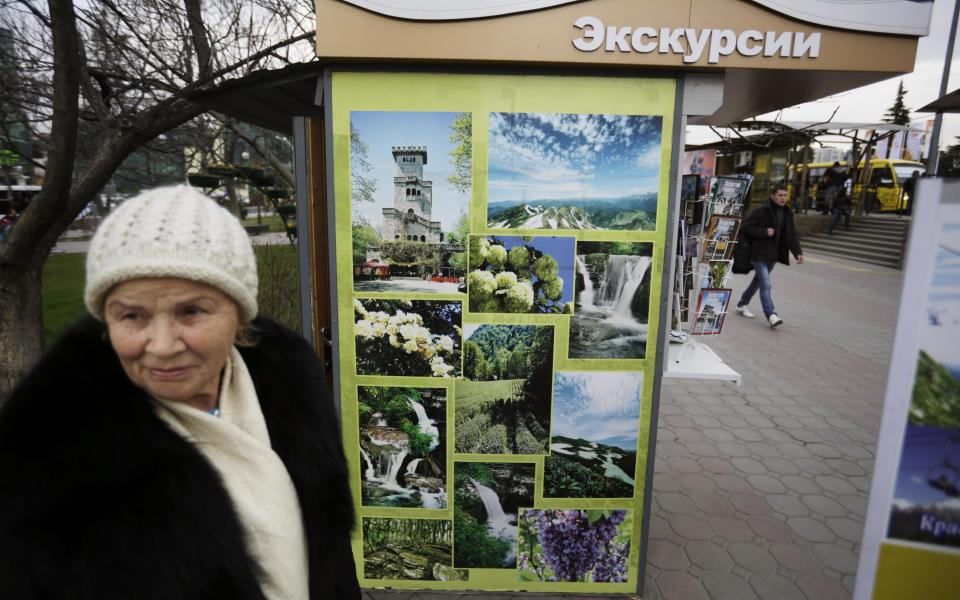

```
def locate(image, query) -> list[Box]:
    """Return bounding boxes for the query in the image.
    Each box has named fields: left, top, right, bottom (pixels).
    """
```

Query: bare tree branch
left=184, top=0, right=213, bottom=81
left=224, top=118, right=294, bottom=187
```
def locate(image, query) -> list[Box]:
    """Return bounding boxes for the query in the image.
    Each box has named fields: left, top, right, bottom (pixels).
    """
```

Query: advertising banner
left=330, top=71, right=674, bottom=593
left=854, top=179, right=960, bottom=600
left=682, top=150, right=716, bottom=179
left=335, top=0, right=932, bottom=35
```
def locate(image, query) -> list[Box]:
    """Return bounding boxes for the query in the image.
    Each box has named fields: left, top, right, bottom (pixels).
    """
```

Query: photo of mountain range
left=487, top=112, right=662, bottom=231
left=487, top=195, right=658, bottom=231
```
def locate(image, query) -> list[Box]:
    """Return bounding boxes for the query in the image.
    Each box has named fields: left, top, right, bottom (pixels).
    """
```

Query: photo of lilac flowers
left=517, top=509, right=631, bottom=583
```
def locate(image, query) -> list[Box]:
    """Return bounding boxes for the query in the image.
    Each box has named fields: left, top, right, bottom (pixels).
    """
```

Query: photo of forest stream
left=363, top=517, right=464, bottom=581
left=358, top=386, right=447, bottom=508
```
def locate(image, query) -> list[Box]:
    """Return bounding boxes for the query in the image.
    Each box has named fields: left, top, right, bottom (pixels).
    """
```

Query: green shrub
left=254, top=244, right=301, bottom=333
left=42, top=253, right=87, bottom=347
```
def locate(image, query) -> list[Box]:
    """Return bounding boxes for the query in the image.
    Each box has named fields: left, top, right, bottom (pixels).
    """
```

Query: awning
left=185, top=62, right=324, bottom=134
left=917, top=88, right=960, bottom=114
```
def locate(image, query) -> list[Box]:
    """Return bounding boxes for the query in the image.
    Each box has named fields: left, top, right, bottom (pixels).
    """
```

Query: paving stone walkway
left=361, top=251, right=903, bottom=600
left=645, top=252, right=902, bottom=600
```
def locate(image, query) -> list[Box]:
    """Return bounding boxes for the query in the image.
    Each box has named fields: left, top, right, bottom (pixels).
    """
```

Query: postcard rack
left=666, top=182, right=745, bottom=385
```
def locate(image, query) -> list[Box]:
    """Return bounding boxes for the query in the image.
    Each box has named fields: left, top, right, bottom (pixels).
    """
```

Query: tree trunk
left=224, top=178, right=241, bottom=218
left=0, top=260, right=45, bottom=404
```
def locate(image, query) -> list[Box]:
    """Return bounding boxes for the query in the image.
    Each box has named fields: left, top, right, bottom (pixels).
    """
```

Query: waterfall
left=360, top=447, right=375, bottom=481
left=471, top=478, right=517, bottom=538
left=611, top=256, right=652, bottom=320
left=576, top=255, right=596, bottom=308
left=593, top=255, right=651, bottom=322
left=408, top=398, right=440, bottom=451
left=406, top=458, right=422, bottom=477
left=383, top=449, right=410, bottom=491
left=471, top=478, right=519, bottom=566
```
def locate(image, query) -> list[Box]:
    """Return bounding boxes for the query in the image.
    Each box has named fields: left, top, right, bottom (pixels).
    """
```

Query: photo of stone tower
left=350, top=111, right=470, bottom=294
left=381, top=146, right=443, bottom=243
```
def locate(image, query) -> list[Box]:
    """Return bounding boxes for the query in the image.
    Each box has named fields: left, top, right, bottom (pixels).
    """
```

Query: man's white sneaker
left=768, top=314, right=783, bottom=328
left=736, top=305, right=755, bottom=318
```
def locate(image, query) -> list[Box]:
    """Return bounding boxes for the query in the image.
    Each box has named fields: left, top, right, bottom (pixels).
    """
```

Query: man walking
left=819, top=161, right=845, bottom=215
left=828, top=176, right=852, bottom=234
left=735, top=184, right=804, bottom=328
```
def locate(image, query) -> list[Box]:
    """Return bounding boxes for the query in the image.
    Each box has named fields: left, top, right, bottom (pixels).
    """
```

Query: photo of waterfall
left=569, top=242, right=653, bottom=359
left=453, top=462, right=536, bottom=569
left=544, top=371, right=642, bottom=498
left=358, top=386, right=447, bottom=508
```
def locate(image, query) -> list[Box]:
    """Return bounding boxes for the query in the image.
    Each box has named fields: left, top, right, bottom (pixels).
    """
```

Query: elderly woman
left=0, top=186, right=360, bottom=599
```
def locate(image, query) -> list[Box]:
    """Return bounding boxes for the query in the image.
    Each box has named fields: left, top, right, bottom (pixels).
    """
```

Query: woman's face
left=103, top=278, right=241, bottom=408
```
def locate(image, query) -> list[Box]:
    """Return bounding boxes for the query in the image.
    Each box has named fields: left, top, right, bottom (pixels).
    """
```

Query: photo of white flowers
left=354, top=299, right=462, bottom=377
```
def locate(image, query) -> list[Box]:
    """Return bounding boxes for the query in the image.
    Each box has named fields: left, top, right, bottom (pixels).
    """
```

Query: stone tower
left=382, top=146, right=442, bottom=243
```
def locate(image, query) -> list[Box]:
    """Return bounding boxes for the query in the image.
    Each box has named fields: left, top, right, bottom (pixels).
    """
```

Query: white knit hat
left=84, top=185, right=258, bottom=321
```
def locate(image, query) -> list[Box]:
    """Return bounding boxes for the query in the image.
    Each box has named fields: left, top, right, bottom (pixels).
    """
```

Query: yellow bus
left=787, top=159, right=925, bottom=213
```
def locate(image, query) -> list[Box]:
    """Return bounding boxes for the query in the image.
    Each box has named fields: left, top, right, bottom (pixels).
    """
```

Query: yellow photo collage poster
left=331, top=71, right=674, bottom=593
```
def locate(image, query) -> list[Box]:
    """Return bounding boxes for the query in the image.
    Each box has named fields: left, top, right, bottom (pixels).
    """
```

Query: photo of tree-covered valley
left=455, top=325, right=554, bottom=454
left=544, top=371, right=642, bottom=498
left=486, top=112, right=662, bottom=231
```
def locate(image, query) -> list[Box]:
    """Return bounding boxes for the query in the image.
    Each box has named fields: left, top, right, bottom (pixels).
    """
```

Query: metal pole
left=926, top=0, right=960, bottom=176
left=293, top=115, right=315, bottom=348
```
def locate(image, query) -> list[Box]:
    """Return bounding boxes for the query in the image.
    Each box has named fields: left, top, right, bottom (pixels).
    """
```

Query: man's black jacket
left=741, top=199, right=803, bottom=266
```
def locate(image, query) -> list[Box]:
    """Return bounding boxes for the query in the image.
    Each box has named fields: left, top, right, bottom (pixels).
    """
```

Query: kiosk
left=198, top=0, right=933, bottom=595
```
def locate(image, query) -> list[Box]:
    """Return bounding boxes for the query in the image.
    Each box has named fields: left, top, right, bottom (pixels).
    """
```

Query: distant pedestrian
left=829, top=178, right=852, bottom=234
left=901, top=170, right=920, bottom=216
left=735, top=184, right=805, bottom=328
left=819, top=161, right=845, bottom=215
left=0, top=207, right=17, bottom=241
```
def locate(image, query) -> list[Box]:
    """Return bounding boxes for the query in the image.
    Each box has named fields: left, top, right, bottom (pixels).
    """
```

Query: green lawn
left=41, top=245, right=301, bottom=348
left=242, top=213, right=287, bottom=233
left=42, top=253, right=87, bottom=347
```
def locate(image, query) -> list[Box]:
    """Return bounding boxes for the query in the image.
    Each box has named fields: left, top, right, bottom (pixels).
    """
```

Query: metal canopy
left=685, top=120, right=925, bottom=152
left=186, top=62, right=325, bottom=134
left=730, top=120, right=924, bottom=133
left=917, top=88, right=960, bottom=113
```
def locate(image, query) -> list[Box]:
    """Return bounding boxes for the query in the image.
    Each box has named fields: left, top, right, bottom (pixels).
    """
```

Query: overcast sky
left=551, top=371, right=643, bottom=451
left=489, top=112, right=662, bottom=202
left=688, top=0, right=960, bottom=155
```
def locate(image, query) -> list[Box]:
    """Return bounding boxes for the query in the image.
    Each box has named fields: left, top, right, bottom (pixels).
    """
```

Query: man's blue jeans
left=738, top=261, right=776, bottom=318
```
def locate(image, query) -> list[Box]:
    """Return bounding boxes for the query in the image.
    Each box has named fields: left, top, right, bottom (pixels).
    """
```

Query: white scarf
left=154, top=347, right=309, bottom=600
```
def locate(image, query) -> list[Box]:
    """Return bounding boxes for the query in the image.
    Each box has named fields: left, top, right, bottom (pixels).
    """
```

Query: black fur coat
left=0, top=316, right=360, bottom=600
